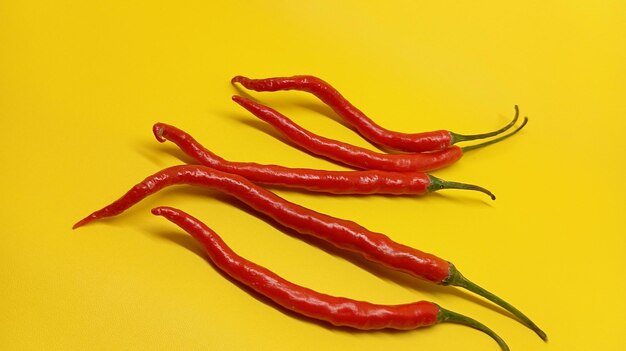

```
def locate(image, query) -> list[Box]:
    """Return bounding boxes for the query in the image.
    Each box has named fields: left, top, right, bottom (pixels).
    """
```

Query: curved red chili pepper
left=232, top=75, right=520, bottom=152
left=73, top=165, right=546, bottom=340
left=74, top=165, right=450, bottom=281
left=152, top=205, right=509, bottom=350
left=232, top=95, right=528, bottom=173
left=153, top=122, right=495, bottom=199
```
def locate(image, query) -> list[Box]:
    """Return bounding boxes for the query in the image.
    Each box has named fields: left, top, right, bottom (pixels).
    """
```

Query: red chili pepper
left=152, top=205, right=509, bottom=350
left=73, top=165, right=546, bottom=340
left=232, top=95, right=528, bottom=173
left=153, top=122, right=495, bottom=199
left=232, top=75, right=520, bottom=153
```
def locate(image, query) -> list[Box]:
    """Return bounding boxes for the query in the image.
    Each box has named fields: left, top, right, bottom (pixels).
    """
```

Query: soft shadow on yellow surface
left=1, top=1, right=625, bottom=350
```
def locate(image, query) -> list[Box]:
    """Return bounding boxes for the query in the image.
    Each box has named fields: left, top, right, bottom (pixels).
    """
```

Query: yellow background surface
left=2, top=1, right=625, bottom=350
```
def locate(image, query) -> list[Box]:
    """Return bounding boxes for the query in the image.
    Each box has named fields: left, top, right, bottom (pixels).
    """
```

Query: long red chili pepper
left=152, top=205, right=509, bottom=350
left=232, top=75, right=520, bottom=153
left=232, top=95, right=528, bottom=173
left=153, top=122, right=495, bottom=199
left=73, top=165, right=546, bottom=340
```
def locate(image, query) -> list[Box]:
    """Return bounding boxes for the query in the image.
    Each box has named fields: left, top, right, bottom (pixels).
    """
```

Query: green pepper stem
left=451, top=105, right=520, bottom=144
left=437, top=306, right=509, bottom=351
left=461, top=116, right=528, bottom=152
left=427, top=175, right=496, bottom=200
left=444, top=263, right=547, bottom=341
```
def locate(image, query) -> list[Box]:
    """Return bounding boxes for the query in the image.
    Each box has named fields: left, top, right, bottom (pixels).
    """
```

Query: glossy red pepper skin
left=232, top=75, right=454, bottom=152
left=74, top=165, right=544, bottom=340
left=152, top=206, right=509, bottom=350
left=155, top=122, right=429, bottom=193
left=152, top=206, right=439, bottom=329
left=231, top=95, right=464, bottom=173
left=74, top=165, right=451, bottom=282
left=153, top=123, right=494, bottom=198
